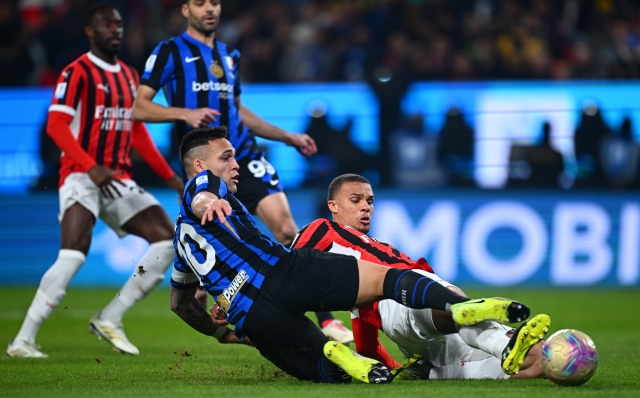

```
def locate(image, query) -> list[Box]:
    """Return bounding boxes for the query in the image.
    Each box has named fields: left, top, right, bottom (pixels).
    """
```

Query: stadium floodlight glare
left=373, top=66, right=393, bottom=83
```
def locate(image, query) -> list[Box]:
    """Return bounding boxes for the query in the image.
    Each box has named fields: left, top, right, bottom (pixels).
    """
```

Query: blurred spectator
left=600, top=116, right=640, bottom=189
left=574, top=101, right=610, bottom=187
left=6, top=0, right=640, bottom=85
left=508, top=121, right=565, bottom=188
left=437, top=107, right=475, bottom=186
left=0, top=0, right=34, bottom=86
left=303, top=107, right=376, bottom=188
left=391, top=114, right=445, bottom=188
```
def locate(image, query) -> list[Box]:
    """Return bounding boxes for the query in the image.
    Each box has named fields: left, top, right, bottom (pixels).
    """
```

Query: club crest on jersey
left=210, top=61, right=224, bottom=78
left=224, top=56, right=234, bottom=70
left=216, top=269, right=248, bottom=314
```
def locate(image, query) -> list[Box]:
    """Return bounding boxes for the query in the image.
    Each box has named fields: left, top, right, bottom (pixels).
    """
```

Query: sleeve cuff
left=49, top=104, right=76, bottom=116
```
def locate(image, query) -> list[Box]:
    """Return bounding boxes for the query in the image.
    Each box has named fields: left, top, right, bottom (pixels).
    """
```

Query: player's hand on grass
left=88, top=165, right=126, bottom=199
left=210, top=304, right=228, bottom=326
left=201, top=199, right=232, bottom=225
left=165, top=175, right=185, bottom=203
left=286, top=133, right=317, bottom=157
left=183, top=108, right=221, bottom=128
left=218, top=328, right=254, bottom=347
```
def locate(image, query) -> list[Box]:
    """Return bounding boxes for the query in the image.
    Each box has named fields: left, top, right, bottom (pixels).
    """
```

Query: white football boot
left=322, top=320, right=355, bottom=344
left=6, top=339, right=48, bottom=358
left=89, top=314, right=140, bottom=355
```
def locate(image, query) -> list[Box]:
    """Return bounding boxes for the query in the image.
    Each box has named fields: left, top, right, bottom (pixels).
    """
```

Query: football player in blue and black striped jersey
left=169, top=126, right=532, bottom=384
left=133, top=0, right=315, bottom=246
left=132, top=0, right=354, bottom=343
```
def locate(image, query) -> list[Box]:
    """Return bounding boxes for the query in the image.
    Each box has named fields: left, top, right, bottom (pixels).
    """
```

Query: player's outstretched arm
left=192, top=191, right=232, bottom=225
left=133, top=85, right=220, bottom=128
left=237, top=96, right=317, bottom=157
left=170, top=285, right=230, bottom=341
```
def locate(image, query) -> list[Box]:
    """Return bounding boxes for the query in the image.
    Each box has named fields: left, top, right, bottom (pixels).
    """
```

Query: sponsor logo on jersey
left=54, top=82, right=67, bottom=99
left=94, top=105, right=133, bottom=131
left=144, top=54, right=157, bottom=72
left=217, top=269, right=248, bottom=313
left=185, top=56, right=200, bottom=63
left=196, top=175, right=208, bottom=186
left=191, top=81, right=234, bottom=93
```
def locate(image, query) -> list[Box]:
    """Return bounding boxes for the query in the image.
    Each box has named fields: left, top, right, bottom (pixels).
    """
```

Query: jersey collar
left=181, top=32, right=217, bottom=49
left=87, top=52, right=121, bottom=73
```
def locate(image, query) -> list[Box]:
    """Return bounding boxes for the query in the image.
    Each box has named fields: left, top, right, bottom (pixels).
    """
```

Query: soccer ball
left=541, top=329, right=598, bottom=386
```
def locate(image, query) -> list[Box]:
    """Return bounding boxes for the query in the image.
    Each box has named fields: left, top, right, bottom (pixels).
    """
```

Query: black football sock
left=382, top=268, right=467, bottom=311
left=315, top=311, right=334, bottom=327
left=315, top=357, right=351, bottom=384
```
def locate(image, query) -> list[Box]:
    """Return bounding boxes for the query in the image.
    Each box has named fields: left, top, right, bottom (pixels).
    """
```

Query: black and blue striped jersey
left=141, top=33, right=255, bottom=160
left=171, top=170, right=290, bottom=335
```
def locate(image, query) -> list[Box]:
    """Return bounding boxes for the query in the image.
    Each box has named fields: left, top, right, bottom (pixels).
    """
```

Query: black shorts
left=235, top=150, right=284, bottom=213
left=242, top=248, right=359, bottom=381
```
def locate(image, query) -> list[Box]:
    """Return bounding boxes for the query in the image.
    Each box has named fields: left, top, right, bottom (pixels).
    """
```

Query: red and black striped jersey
left=49, top=52, right=141, bottom=186
left=292, top=218, right=434, bottom=370
left=292, top=218, right=434, bottom=272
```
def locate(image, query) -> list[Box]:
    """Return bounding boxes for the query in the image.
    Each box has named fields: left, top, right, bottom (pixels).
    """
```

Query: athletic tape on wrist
left=213, top=325, right=227, bottom=339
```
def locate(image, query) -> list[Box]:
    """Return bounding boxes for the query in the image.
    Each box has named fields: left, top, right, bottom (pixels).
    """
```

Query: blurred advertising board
left=1, top=189, right=637, bottom=288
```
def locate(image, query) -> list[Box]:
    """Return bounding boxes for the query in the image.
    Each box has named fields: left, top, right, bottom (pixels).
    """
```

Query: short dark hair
left=84, top=4, right=114, bottom=28
left=327, top=174, right=371, bottom=201
left=179, top=126, right=229, bottom=166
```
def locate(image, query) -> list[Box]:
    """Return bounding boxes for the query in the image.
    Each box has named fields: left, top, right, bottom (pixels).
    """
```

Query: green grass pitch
left=1, top=287, right=639, bottom=397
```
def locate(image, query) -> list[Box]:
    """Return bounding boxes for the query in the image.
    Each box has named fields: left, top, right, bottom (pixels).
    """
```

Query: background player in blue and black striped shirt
left=169, top=126, right=532, bottom=384
left=132, top=0, right=314, bottom=246
left=133, top=0, right=353, bottom=344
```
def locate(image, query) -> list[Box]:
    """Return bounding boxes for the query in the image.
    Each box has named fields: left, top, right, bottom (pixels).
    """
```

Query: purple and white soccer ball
left=541, top=328, right=598, bottom=386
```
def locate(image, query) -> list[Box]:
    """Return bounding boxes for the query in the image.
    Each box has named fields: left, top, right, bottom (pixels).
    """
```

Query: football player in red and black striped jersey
left=291, top=174, right=547, bottom=380
left=7, top=5, right=184, bottom=359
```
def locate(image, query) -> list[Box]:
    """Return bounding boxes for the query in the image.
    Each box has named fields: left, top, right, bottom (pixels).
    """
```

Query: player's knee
left=274, top=221, right=297, bottom=246
left=140, top=223, right=174, bottom=243
left=62, top=236, right=91, bottom=254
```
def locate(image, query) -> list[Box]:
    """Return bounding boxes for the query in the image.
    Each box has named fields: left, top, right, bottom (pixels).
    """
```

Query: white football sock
left=100, top=240, right=173, bottom=323
left=14, top=249, right=85, bottom=344
left=430, top=356, right=510, bottom=380
left=457, top=321, right=511, bottom=359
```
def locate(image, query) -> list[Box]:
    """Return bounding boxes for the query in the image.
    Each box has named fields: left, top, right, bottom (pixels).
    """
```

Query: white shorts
left=58, top=172, right=160, bottom=237
left=376, top=270, right=510, bottom=379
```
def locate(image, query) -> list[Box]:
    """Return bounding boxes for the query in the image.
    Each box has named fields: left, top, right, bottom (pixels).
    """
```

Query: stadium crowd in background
left=4, top=0, right=640, bottom=87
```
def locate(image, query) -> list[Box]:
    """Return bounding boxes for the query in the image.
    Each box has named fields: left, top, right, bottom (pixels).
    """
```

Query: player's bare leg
left=256, top=192, right=354, bottom=343
left=7, top=204, right=94, bottom=358
left=510, top=338, right=544, bottom=378
left=255, top=192, right=298, bottom=245
left=91, top=205, right=174, bottom=355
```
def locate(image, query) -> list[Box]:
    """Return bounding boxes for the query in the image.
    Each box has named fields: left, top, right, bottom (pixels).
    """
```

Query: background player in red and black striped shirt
left=7, top=5, right=184, bottom=359
left=291, top=174, right=549, bottom=379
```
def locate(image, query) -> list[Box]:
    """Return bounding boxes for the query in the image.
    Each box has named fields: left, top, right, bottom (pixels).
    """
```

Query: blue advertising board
left=1, top=189, right=637, bottom=288
left=2, top=81, right=640, bottom=192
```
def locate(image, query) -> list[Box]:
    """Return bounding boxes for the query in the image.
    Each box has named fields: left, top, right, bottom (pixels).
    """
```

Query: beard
left=191, top=15, right=219, bottom=35
left=95, top=37, right=121, bottom=58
